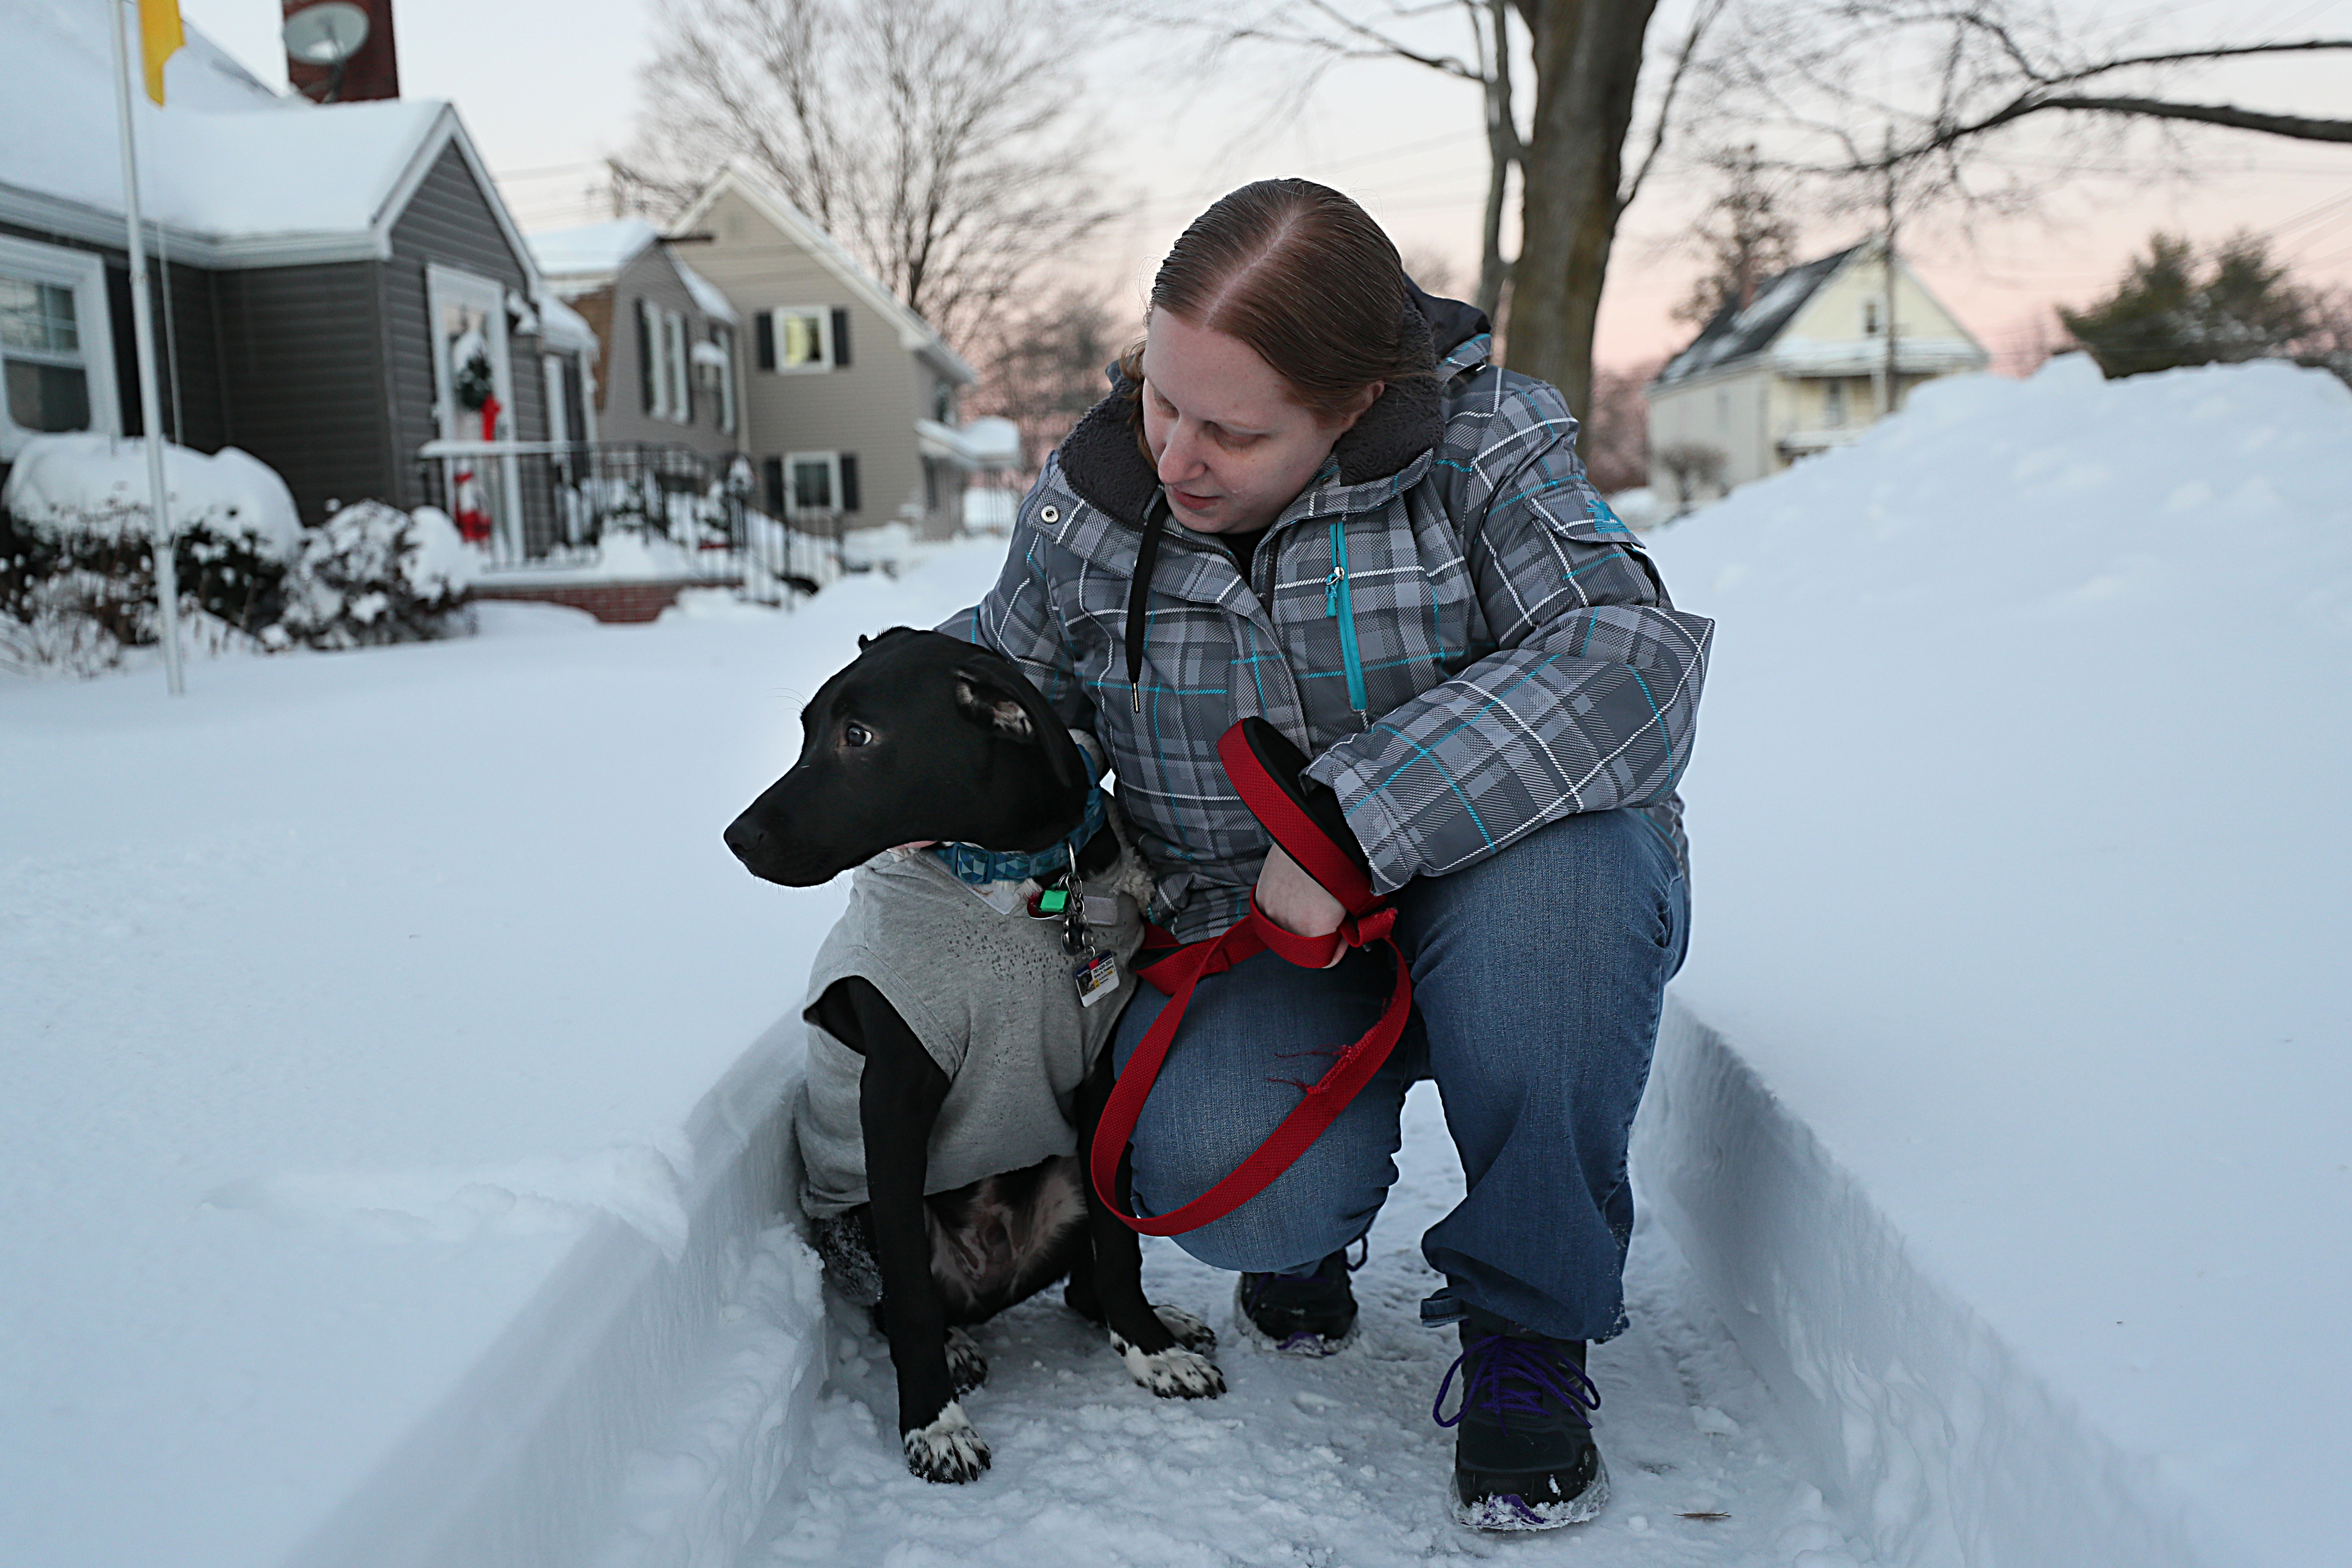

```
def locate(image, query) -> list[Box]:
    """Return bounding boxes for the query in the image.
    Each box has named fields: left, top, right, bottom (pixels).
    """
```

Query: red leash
left=1089, top=721, right=1413, bottom=1237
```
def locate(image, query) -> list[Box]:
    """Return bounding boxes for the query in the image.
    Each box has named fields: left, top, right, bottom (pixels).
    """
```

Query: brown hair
left=1122, top=179, right=1434, bottom=419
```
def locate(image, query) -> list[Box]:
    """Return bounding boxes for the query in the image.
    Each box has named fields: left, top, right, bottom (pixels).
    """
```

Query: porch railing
left=414, top=440, right=846, bottom=601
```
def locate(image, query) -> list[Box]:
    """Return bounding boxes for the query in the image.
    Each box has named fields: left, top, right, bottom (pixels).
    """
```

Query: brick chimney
left=284, top=0, right=400, bottom=104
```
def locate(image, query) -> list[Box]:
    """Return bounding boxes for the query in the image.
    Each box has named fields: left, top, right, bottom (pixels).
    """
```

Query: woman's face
left=1139, top=310, right=1378, bottom=535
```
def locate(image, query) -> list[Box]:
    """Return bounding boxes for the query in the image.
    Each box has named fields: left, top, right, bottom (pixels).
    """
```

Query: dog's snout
left=724, top=812, right=766, bottom=864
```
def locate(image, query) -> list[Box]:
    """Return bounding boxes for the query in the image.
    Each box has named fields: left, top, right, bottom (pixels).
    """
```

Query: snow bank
left=3, top=432, right=301, bottom=556
left=0, top=541, right=1008, bottom=1568
left=1640, top=355, right=2352, bottom=1567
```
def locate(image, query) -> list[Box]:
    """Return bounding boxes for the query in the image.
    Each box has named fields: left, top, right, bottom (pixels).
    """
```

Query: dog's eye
left=842, top=722, right=874, bottom=748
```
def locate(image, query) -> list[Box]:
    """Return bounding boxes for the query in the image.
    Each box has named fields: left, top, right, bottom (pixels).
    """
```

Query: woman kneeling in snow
left=949, top=178, right=1710, bottom=1531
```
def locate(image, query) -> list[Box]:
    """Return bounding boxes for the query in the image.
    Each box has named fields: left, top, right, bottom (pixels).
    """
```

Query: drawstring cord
left=1124, top=496, right=1169, bottom=712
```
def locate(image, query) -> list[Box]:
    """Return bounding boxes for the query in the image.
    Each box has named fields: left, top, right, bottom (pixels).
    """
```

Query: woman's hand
left=1254, top=844, right=1348, bottom=968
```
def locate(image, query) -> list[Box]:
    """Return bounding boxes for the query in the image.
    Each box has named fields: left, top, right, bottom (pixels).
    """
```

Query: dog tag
left=1033, top=887, right=1070, bottom=916
left=1073, top=950, right=1120, bottom=1008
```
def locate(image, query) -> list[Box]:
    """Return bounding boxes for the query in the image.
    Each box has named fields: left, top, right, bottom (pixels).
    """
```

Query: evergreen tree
left=2061, top=233, right=2321, bottom=380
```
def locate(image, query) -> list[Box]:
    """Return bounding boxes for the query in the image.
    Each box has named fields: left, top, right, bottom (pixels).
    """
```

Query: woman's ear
left=1329, top=380, right=1385, bottom=435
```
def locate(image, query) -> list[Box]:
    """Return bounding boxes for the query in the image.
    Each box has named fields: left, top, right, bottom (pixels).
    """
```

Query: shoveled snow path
left=744, top=1083, right=1873, bottom=1568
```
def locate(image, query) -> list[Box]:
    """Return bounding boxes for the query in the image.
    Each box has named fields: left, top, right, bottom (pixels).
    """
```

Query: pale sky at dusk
left=181, top=0, right=2352, bottom=376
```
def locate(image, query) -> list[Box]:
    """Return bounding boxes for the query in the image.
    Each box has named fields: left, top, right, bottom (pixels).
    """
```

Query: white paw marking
left=1109, top=1329, right=1226, bottom=1399
left=903, top=1400, right=990, bottom=1483
left=1153, top=1304, right=1217, bottom=1353
left=945, top=1326, right=988, bottom=1394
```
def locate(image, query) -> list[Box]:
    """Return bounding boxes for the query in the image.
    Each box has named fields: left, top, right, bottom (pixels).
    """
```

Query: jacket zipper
left=1325, top=520, right=1369, bottom=726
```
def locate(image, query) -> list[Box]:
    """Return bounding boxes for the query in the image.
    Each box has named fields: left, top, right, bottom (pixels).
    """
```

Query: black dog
left=726, top=628, right=1223, bottom=1483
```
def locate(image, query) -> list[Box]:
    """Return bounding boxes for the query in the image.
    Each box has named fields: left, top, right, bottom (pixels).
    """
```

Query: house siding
left=687, top=187, right=961, bottom=534
left=212, top=260, right=391, bottom=522
left=580, top=246, right=741, bottom=456
left=384, top=142, right=557, bottom=547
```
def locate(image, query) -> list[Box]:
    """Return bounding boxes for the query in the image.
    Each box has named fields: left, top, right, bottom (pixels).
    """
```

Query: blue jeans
left=1112, top=808, right=1689, bottom=1343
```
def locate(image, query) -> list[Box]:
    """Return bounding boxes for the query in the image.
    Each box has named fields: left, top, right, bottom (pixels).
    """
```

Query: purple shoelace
left=1431, top=1334, right=1602, bottom=1433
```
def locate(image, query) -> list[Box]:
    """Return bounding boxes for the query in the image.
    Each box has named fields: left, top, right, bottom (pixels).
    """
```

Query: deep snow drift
left=1643, top=355, right=2352, bottom=1568
left=0, top=560, right=987, bottom=1568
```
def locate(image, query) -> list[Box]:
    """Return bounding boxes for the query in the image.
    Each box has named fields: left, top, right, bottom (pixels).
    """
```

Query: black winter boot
left=1234, top=1250, right=1359, bottom=1354
left=1433, top=1305, right=1607, bottom=1530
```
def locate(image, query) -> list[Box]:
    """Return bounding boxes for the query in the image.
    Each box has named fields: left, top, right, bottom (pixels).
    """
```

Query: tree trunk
left=1474, top=0, right=1519, bottom=326
left=1509, top=0, right=1658, bottom=416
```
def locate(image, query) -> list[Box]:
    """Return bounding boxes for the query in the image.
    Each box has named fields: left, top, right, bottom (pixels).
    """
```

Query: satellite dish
left=282, top=2, right=371, bottom=67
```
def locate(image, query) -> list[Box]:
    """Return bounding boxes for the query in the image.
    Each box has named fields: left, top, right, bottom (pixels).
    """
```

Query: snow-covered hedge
left=2, top=435, right=484, bottom=674
left=2, top=435, right=300, bottom=673
left=273, top=502, right=480, bottom=650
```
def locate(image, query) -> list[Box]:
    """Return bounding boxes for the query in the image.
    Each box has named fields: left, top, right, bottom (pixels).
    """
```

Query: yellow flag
left=138, top=0, right=184, bottom=105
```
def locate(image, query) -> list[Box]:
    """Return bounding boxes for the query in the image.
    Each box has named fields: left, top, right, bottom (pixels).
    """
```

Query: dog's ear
left=953, top=658, right=1088, bottom=792
left=953, top=671, right=1035, bottom=741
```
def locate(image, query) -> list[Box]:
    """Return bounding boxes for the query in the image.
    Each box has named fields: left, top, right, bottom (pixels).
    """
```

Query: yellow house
left=1647, top=239, right=1988, bottom=504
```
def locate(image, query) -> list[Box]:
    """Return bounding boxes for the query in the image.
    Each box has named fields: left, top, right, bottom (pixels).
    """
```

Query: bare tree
left=1701, top=2, right=2352, bottom=202
left=1654, top=439, right=1726, bottom=514
left=1671, top=144, right=1798, bottom=327
left=1578, top=358, right=1660, bottom=495
left=1098, top=0, right=1730, bottom=415
left=630, top=0, right=1122, bottom=363
left=968, top=287, right=1136, bottom=483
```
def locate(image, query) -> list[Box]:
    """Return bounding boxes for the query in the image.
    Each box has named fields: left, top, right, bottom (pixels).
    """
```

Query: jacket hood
left=1058, top=286, right=1491, bottom=530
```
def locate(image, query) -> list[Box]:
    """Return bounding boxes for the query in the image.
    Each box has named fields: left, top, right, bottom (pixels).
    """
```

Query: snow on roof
left=525, top=219, right=662, bottom=282
left=0, top=0, right=513, bottom=271
left=674, top=259, right=739, bottom=326
left=1654, top=243, right=1864, bottom=387
left=533, top=291, right=600, bottom=353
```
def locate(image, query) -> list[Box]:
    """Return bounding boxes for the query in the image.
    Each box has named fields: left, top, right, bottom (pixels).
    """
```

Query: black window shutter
left=763, top=457, right=785, bottom=518
left=831, top=307, right=852, bottom=368
left=678, top=315, right=694, bottom=424
left=636, top=299, right=654, bottom=413
left=756, top=310, right=775, bottom=371
left=838, top=452, right=861, bottom=513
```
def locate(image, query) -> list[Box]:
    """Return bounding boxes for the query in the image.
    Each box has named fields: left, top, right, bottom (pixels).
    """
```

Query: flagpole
left=107, top=0, right=185, bottom=696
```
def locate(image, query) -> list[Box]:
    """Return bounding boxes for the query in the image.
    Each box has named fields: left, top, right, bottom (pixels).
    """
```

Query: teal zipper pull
left=1326, top=521, right=1369, bottom=725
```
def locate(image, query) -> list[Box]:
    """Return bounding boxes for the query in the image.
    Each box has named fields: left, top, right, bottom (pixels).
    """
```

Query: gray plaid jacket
left=949, top=315, right=1712, bottom=942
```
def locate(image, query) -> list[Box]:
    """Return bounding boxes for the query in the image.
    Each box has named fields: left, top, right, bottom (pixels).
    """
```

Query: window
left=1863, top=300, right=1880, bottom=336
left=780, top=450, right=861, bottom=517
left=756, top=306, right=850, bottom=373
left=0, top=237, right=115, bottom=460
left=1823, top=380, right=1846, bottom=427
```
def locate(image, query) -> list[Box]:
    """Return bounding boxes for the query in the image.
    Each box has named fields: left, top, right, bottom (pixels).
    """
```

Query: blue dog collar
left=930, top=786, right=1107, bottom=887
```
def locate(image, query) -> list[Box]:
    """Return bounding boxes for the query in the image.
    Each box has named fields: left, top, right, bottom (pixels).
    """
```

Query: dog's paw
left=1153, top=1304, right=1217, bottom=1354
left=945, top=1326, right=988, bottom=1395
left=1110, top=1329, right=1226, bottom=1400
left=903, top=1401, right=990, bottom=1483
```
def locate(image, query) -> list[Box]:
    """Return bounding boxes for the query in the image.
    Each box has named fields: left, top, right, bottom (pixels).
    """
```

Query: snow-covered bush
left=274, top=502, right=481, bottom=649
left=1, top=435, right=301, bottom=673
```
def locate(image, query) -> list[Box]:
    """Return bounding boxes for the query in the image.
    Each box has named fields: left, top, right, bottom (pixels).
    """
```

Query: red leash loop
left=1090, top=723, right=1412, bottom=1237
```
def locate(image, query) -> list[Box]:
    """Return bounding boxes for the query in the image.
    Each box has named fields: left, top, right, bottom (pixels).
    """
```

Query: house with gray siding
left=667, top=167, right=979, bottom=537
left=527, top=220, right=744, bottom=459
left=0, top=3, right=595, bottom=557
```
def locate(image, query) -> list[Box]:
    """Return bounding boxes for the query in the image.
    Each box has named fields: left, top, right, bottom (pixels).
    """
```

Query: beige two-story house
left=1648, top=239, right=1988, bottom=500
left=668, top=166, right=977, bottom=537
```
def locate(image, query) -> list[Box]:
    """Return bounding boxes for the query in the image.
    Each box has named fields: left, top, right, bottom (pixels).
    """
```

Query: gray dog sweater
left=796, top=837, right=1148, bottom=1219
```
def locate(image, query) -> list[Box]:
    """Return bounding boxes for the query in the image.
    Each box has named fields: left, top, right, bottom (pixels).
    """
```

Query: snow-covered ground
left=1642, top=355, right=2352, bottom=1568
left=0, top=560, right=984, bottom=1567
left=1, top=538, right=1842, bottom=1567
left=750, top=1084, right=1866, bottom=1568
left=9, top=353, right=2344, bottom=1568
